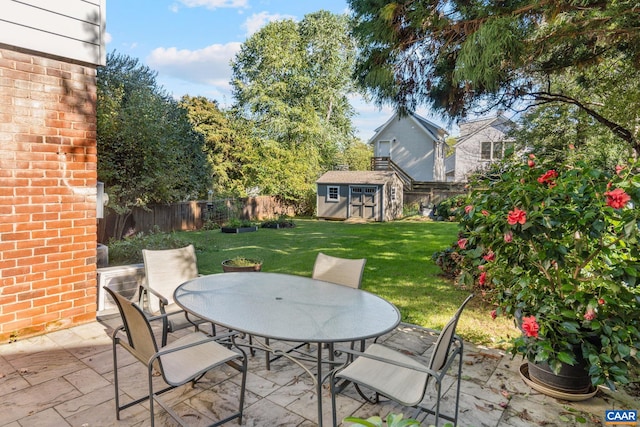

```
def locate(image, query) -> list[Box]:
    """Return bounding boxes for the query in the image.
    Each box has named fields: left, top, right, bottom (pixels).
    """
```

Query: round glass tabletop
left=174, top=272, right=400, bottom=343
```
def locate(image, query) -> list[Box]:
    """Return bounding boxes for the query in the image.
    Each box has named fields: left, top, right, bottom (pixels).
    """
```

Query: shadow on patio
left=0, top=318, right=635, bottom=426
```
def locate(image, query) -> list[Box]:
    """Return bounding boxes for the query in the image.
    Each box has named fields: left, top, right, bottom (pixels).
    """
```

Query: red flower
left=481, top=210, right=489, bottom=216
left=528, top=154, right=535, bottom=159
left=483, top=251, right=495, bottom=262
left=490, top=309, right=497, bottom=320
left=507, top=207, right=527, bottom=225
left=504, top=231, right=513, bottom=243
left=616, top=165, right=626, bottom=176
left=465, top=205, right=473, bottom=214
left=605, top=188, right=631, bottom=209
left=457, top=238, right=468, bottom=249
left=478, top=271, right=487, bottom=286
left=598, top=298, right=605, bottom=305
left=522, top=316, right=539, bottom=338
left=584, top=308, right=596, bottom=321
left=537, top=170, right=558, bottom=186
left=527, top=159, right=535, bottom=168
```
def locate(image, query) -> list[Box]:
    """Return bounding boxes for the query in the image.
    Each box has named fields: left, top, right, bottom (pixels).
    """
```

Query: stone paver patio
left=0, top=316, right=636, bottom=427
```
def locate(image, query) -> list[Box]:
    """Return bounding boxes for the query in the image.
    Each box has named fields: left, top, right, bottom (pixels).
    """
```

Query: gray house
left=316, top=171, right=403, bottom=222
left=447, top=112, right=515, bottom=182
left=370, top=112, right=448, bottom=183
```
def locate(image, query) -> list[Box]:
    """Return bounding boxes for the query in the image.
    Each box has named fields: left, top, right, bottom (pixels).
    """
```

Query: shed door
left=350, top=186, right=377, bottom=220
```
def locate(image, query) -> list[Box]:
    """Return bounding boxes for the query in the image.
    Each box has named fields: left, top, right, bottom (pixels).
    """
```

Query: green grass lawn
left=177, top=217, right=518, bottom=348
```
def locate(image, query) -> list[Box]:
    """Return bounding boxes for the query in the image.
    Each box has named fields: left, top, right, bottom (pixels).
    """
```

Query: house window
left=391, top=187, right=397, bottom=200
left=481, top=141, right=512, bottom=160
left=327, top=186, right=339, bottom=202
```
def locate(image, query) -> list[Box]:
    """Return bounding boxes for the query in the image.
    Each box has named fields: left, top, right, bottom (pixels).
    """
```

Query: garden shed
left=316, top=171, right=403, bottom=222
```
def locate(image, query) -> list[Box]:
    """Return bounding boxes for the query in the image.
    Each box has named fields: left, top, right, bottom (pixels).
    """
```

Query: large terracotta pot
left=221, top=259, right=263, bottom=272
left=527, top=359, right=591, bottom=394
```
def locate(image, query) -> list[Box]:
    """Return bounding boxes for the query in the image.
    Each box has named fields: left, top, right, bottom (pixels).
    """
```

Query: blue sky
left=105, top=0, right=451, bottom=140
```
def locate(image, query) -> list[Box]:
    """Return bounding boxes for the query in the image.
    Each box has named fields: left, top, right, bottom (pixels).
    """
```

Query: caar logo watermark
left=605, top=410, right=637, bottom=425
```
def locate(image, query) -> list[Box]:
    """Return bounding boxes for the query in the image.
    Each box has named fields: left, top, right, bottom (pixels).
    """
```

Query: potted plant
left=261, top=215, right=296, bottom=229
left=221, top=218, right=258, bottom=234
left=221, top=256, right=263, bottom=272
left=453, top=154, right=640, bottom=393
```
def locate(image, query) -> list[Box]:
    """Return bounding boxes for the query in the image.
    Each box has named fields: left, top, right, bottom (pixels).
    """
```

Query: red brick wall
left=0, top=46, right=98, bottom=342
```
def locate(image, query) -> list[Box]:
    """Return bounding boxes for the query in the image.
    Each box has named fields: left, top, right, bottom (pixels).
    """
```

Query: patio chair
left=330, top=294, right=474, bottom=427
left=105, top=286, right=247, bottom=427
left=140, top=245, right=212, bottom=346
left=312, top=252, right=366, bottom=289
left=264, top=252, right=367, bottom=369
left=313, top=252, right=367, bottom=354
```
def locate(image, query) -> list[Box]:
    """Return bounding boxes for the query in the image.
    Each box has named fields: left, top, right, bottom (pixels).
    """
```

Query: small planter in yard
left=261, top=216, right=295, bottom=229
left=221, top=257, right=263, bottom=272
left=221, top=218, right=258, bottom=233
left=221, top=225, right=258, bottom=233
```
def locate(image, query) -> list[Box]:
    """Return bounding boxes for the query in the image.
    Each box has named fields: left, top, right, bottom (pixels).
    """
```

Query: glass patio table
left=173, top=271, right=401, bottom=426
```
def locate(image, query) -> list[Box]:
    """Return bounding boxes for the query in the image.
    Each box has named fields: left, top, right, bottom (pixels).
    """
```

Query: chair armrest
left=333, top=343, right=461, bottom=379
left=139, top=282, right=170, bottom=307
left=151, top=331, right=244, bottom=360
left=110, top=324, right=126, bottom=340
left=145, top=311, right=172, bottom=323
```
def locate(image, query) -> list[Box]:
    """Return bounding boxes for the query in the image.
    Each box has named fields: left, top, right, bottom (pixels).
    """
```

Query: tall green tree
left=510, top=55, right=640, bottom=165
left=338, top=140, right=373, bottom=171
left=230, top=11, right=360, bottom=208
left=97, top=52, right=211, bottom=238
left=348, top=0, right=640, bottom=154
left=179, top=96, right=256, bottom=196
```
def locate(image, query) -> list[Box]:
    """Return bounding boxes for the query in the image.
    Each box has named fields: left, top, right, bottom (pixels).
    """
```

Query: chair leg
left=434, top=381, right=442, bottom=427
left=354, top=384, right=379, bottom=404
left=248, top=334, right=255, bottom=356
left=112, top=337, right=121, bottom=420
left=265, top=337, right=271, bottom=370
left=148, top=365, right=156, bottom=427
left=161, top=316, right=169, bottom=347
left=238, top=352, right=248, bottom=424
left=330, top=373, right=339, bottom=427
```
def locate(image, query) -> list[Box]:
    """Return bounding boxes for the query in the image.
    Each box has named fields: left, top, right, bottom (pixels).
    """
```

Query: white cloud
left=147, top=42, right=242, bottom=93
left=178, top=0, right=248, bottom=10
left=104, top=32, right=113, bottom=44
left=242, top=11, right=295, bottom=36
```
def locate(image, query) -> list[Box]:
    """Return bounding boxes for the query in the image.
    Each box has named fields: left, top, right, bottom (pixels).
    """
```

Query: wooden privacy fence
left=98, top=196, right=295, bottom=243
left=404, top=182, right=468, bottom=207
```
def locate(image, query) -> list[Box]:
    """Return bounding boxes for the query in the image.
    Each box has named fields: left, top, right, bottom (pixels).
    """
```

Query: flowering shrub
left=455, top=156, right=640, bottom=390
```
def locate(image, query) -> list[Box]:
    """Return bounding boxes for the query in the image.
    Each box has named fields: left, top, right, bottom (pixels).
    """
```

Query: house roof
left=455, top=113, right=515, bottom=147
left=316, top=170, right=398, bottom=185
left=368, top=111, right=447, bottom=143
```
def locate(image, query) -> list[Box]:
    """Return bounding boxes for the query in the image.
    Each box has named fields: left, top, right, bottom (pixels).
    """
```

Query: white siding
left=0, top=0, right=106, bottom=65
left=375, top=116, right=436, bottom=181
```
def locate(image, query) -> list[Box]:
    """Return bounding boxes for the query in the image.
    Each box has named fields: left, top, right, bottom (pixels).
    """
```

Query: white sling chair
left=312, top=252, right=367, bottom=289
left=330, top=294, right=474, bottom=427
left=105, top=286, right=248, bottom=427
left=140, top=245, right=211, bottom=346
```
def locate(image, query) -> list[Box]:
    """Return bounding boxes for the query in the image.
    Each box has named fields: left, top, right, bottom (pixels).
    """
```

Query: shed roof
left=316, top=170, right=398, bottom=185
